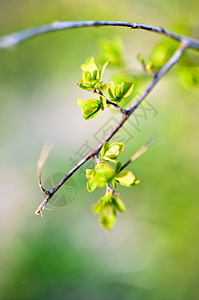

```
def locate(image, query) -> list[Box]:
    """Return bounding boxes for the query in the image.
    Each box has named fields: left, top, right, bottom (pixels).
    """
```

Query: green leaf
left=115, top=85, right=122, bottom=99
left=87, top=177, right=97, bottom=192
left=79, top=57, right=108, bottom=91
left=115, top=170, right=140, bottom=187
left=100, top=205, right=116, bottom=231
left=77, top=98, right=101, bottom=108
left=107, top=81, right=134, bottom=102
left=92, top=69, right=98, bottom=81
left=114, top=161, right=122, bottom=174
left=94, top=163, right=115, bottom=187
left=78, top=83, right=92, bottom=90
left=92, top=194, right=109, bottom=215
left=82, top=71, right=92, bottom=82
left=108, top=81, right=115, bottom=100
left=77, top=98, right=102, bottom=120
left=86, top=168, right=94, bottom=178
left=81, top=57, right=99, bottom=74
left=112, top=180, right=117, bottom=189
left=121, top=82, right=134, bottom=98
left=101, top=142, right=110, bottom=158
left=77, top=98, right=87, bottom=108
left=92, top=189, right=125, bottom=230
left=104, top=142, right=124, bottom=159
left=82, top=104, right=101, bottom=120
left=86, top=163, right=115, bottom=191
left=111, top=195, right=126, bottom=212
left=101, top=142, right=124, bottom=161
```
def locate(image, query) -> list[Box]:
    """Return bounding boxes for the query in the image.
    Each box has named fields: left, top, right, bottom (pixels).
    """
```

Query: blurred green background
left=0, top=0, right=199, bottom=299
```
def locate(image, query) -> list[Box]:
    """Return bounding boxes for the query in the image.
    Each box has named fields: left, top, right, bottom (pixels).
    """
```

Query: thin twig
left=0, top=21, right=199, bottom=50
left=106, top=98, right=128, bottom=114
left=35, top=41, right=189, bottom=215
left=35, top=195, right=50, bottom=216
left=97, top=89, right=128, bottom=114
left=106, top=182, right=118, bottom=196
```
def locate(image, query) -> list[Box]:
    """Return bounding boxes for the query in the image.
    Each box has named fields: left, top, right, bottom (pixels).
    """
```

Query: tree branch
left=0, top=21, right=199, bottom=51
left=35, top=41, right=189, bottom=215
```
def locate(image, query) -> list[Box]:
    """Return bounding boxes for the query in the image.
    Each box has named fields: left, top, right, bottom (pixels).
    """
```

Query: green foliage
left=85, top=141, right=140, bottom=230
left=101, top=141, right=124, bottom=162
left=114, top=161, right=123, bottom=174
left=108, top=81, right=134, bottom=102
left=77, top=95, right=106, bottom=120
left=79, top=57, right=109, bottom=91
left=92, top=190, right=126, bottom=231
left=86, top=162, right=115, bottom=192
left=111, top=194, right=126, bottom=212
left=100, top=205, right=117, bottom=231
left=98, top=36, right=125, bottom=66
left=88, top=160, right=139, bottom=230
left=77, top=55, right=135, bottom=120
left=92, top=193, right=108, bottom=214
left=114, top=170, right=140, bottom=187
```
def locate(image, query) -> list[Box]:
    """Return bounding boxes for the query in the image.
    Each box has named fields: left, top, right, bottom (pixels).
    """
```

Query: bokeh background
left=0, top=0, right=199, bottom=299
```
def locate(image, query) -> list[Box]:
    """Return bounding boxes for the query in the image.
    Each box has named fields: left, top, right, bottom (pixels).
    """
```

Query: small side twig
left=97, top=89, right=128, bottom=115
